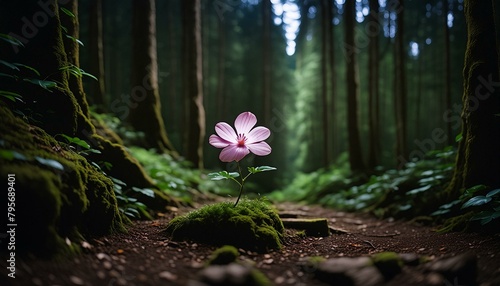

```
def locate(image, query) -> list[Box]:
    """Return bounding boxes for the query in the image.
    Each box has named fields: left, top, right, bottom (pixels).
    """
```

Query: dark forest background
left=76, top=0, right=495, bottom=189
left=1, top=0, right=500, bottom=257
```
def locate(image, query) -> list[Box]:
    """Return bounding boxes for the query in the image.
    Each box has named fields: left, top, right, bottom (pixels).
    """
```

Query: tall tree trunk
left=60, top=0, right=91, bottom=120
left=129, top=0, right=177, bottom=154
left=166, top=1, right=179, bottom=134
left=182, top=0, right=205, bottom=168
left=344, top=0, right=366, bottom=173
left=262, top=0, right=272, bottom=123
left=216, top=17, right=226, bottom=119
left=0, top=0, right=173, bottom=256
left=320, top=0, right=330, bottom=167
left=327, top=0, right=338, bottom=160
left=394, top=0, right=408, bottom=167
left=446, top=0, right=500, bottom=197
left=368, top=0, right=381, bottom=168
left=443, top=0, right=453, bottom=146
left=88, top=0, right=106, bottom=109
left=296, top=1, right=312, bottom=72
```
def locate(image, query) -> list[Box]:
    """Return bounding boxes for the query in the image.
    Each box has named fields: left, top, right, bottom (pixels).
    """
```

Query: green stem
left=234, top=182, right=244, bottom=207
left=234, top=161, right=246, bottom=207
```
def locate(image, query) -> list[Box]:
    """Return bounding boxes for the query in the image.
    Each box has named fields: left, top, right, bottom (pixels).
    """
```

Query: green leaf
left=23, top=78, right=57, bottom=90
left=470, top=211, right=500, bottom=225
left=455, top=133, right=462, bottom=142
left=111, top=177, right=127, bottom=186
left=463, top=185, right=488, bottom=197
left=462, top=196, right=492, bottom=209
left=14, top=63, right=40, bottom=76
left=248, top=166, right=277, bottom=174
left=60, top=134, right=91, bottom=149
left=0, top=149, right=27, bottom=160
left=486, top=189, right=500, bottom=197
left=60, top=7, right=75, bottom=18
left=132, top=187, right=155, bottom=198
left=407, top=184, right=432, bottom=195
left=0, top=33, right=24, bottom=47
left=65, top=34, right=84, bottom=46
left=35, top=156, right=64, bottom=171
left=0, top=91, right=23, bottom=102
left=208, top=171, right=239, bottom=180
left=0, top=73, right=16, bottom=79
left=0, top=60, right=20, bottom=71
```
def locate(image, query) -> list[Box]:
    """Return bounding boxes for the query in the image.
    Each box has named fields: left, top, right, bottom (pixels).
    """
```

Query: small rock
left=159, top=271, right=177, bottom=281
left=398, top=253, right=421, bottom=266
left=96, top=253, right=111, bottom=261
left=195, top=263, right=270, bottom=285
left=69, top=275, right=84, bottom=285
left=316, top=257, right=384, bottom=286
left=426, top=252, right=477, bottom=286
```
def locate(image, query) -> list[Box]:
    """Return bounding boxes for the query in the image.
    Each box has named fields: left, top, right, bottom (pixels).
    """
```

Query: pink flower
left=209, top=112, right=271, bottom=162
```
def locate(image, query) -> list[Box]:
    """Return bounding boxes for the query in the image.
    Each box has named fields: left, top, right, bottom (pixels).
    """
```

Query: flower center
left=237, top=134, right=247, bottom=147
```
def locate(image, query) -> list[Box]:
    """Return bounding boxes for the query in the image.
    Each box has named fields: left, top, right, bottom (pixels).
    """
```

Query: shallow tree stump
left=281, top=218, right=330, bottom=237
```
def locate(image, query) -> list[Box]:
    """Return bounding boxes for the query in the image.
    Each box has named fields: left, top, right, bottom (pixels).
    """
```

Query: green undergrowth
left=164, top=199, right=284, bottom=253
left=270, top=148, right=455, bottom=219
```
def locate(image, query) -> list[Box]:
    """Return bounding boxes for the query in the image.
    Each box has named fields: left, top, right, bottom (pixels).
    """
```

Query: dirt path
left=4, top=202, right=500, bottom=285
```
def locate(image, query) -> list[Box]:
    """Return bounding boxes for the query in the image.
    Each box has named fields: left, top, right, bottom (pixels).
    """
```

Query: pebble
left=69, top=275, right=84, bottom=285
left=159, top=271, right=178, bottom=281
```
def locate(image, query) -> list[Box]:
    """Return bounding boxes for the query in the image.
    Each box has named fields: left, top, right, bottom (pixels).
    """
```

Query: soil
left=4, top=201, right=500, bottom=286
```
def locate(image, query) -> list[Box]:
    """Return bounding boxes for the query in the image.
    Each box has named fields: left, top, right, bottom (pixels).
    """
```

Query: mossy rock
left=0, top=104, right=125, bottom=257
left=207, top=245, right=240, bottom=265
left=370, top=252, right=403, bottom=280
left=164, top=200, right=284, bottom=253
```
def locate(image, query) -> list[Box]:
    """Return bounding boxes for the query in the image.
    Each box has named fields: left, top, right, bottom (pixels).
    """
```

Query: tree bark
left=394, top=0, right=408, bottom=167
left=129, top=0, right=177, bottom=154
left=320, top=0, right=330, bottom=167
left=327, top=0, right=338, bottom=160
left=262, top=0, right=272, bottom=124
left=446, top=0, right=500, bottom=197
left=443, top=0, right=453, bottom=146
left=88, top=0, right=106, bottom=109
left=182, top=0, right=205, bottom=168
left=344, top=0, right=366, bottom=173
left=367, top=0, right=381, bottom=169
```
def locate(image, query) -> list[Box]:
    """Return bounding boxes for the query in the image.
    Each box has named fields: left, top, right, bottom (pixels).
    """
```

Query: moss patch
left=0, top=104, right=125, bottom=257
left=207, top=245, right=240, bottom=265
left=371, top=252, right=403, bottom=280
left=164, top=199, right=284, bottom=252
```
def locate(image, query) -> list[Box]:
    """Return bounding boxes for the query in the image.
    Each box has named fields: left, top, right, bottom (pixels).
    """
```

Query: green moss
left=207, top=245, right=240, bottom=265
left=165, top=199, right=284, bottom=252
left=250, top=268, right=273, bottom=286
left=0, top=105, right=125, bottom=257
left=438, top=212, right=475, bottom=233
left=370, top=252, right=403, bottom=280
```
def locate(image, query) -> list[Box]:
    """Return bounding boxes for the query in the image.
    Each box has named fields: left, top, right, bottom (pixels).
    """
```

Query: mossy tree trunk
left=182, top=0, right=206, bottom=169
left=129, top=0, right=177, bottom=154
left=60, top=0, right=91, bottom=119
left=0, top=0, right=175, bottom=256
left=446, top=0, right=500, bottom=197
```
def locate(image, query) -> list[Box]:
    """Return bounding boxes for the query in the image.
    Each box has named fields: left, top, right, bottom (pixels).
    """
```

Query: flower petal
left=247, top=141, right=271, bottom=156
left=209, top=134, right=230, bottom=148
left=246, top=126, right=270, bottom=144
left=234, top=112, right=257, bottom=135
left=215, top=122, right=237, bottom=143
left=219, top=145, right=250, bottom=162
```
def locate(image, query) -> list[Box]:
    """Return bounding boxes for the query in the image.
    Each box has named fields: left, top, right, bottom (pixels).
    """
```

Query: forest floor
left=5, top=200, right=500, bottom=286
